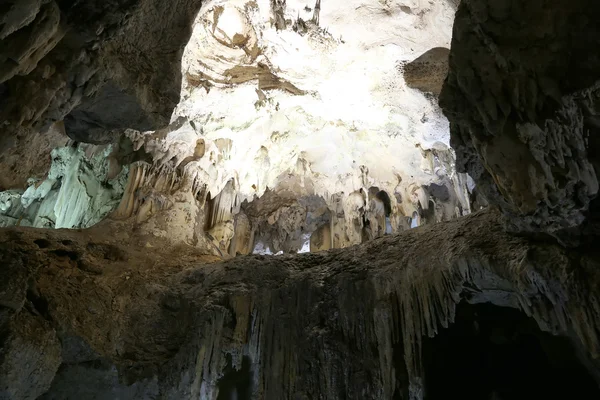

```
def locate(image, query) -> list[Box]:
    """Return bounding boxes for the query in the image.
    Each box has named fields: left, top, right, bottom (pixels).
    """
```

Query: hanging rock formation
left=113, top=0, right=471, bottom=252
left=1, top=209, right=599, bottom=399
left=0, top=0, right=474, bottom=254
left=0, top=0, right=205, bottom=188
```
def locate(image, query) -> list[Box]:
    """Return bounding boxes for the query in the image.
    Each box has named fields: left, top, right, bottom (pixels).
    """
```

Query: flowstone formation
left=0, top=144, right=128, bottom=229
left=166, top=0, right=472, bottom=252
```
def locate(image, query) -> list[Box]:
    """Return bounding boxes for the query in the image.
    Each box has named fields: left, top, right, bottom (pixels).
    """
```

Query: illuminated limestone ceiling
left=128, top=0, right=467, bottom=220
left=0, top=0, right=470, bottom=252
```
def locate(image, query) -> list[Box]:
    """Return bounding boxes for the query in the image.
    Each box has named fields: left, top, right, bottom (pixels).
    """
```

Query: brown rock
left=0, top=209, right=599, bottom=398
left=403, top=47, right=450, bottom=96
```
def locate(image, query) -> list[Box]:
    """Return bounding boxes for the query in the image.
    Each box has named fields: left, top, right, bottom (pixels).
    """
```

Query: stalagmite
left=229, top=211, right=255, bottom=256
left=310, top=222, right=331, bottom=252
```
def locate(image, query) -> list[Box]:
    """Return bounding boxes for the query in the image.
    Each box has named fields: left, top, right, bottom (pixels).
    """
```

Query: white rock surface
left=0, top=145, right=128, bottom=229
left=171, top=0, right=458, bottom=207
left=126, top=0, right=470, bottom=248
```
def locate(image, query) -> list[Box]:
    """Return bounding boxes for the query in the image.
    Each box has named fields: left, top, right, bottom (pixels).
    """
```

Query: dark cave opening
left=368, top=187, right=392, bottom=217
left=421, top=302, right=599, bottom=400
left=376, top=190, right=392, bottom=217
left=216, top=354, right=253, bottom=400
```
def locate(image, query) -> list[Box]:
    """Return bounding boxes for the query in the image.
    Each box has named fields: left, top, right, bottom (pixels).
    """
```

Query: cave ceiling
left=0, top=0, right=475, bottom=254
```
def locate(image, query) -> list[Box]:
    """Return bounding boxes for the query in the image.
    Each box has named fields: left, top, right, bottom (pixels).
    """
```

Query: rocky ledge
left=1, top=208, right=599, bottom=399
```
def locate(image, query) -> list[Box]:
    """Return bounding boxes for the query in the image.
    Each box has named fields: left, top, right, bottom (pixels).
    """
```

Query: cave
left=1, top=0, right=600, bottom=399
left=422, top=302, right=600, bottom=400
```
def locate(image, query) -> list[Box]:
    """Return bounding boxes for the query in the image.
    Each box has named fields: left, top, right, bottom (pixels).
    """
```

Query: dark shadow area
left=64, top=83, right=154, bottom=144
left=376, top=190, right=392, bottom=217
left=422, top=302, right=600, bottom=400
left=34, top=239, right=52, bottom=249
left=216, top=355, right=253, bottom=400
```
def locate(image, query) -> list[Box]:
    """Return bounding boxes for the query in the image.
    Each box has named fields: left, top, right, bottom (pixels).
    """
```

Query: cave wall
left=0, top=209, right=599, bottom=399
left=1, top=0, right=600, bottom=398
left=0, top=0, right=205, bottom=189
left=440, top=0, right=600, bottom=243
left=1, top=0, right=476, bottom=253
left=0, top=144, right=129, bottom=229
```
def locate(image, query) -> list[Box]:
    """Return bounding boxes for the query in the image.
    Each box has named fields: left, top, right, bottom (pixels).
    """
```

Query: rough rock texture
left=0, top=314, right=62, bottom=400
left=403, top=47, right=450, bottom=96
left=0, top=0, right=201, bottom=129
left=121, top=114, right=472, bottom=252
left=0, top=0, right=205, bottom=188
left=440, top=0, right=600, bottom=242
left=0, top=122, right=68, bottom=191
left=0, top=209, right=599, bottom=399
left=63, top=83, right=154, bottom=144
left=1, top=0, right=474, bottom=254
left=158, top=0, right=472, bottom=250
left=241, top=184, right=330, bottom=254
left=2, top=0, right=600, bottom=397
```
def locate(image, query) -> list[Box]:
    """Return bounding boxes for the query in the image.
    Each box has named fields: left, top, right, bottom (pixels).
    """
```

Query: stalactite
left=3, top=208, right=600, bottom=399
left=112, top=161, right=183, bottom=221
left=229, top=212, right=254, bottom=256
left=120, top=116, right=474, bottom=253
left=206, top=180, right=239, bottom=230
left=180, top=252, right=600, bottom=399
left=312, top=0, right=321, bottom=25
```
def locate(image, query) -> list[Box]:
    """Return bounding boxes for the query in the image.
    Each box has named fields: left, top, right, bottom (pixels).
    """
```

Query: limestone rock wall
left=1, top=0, right=475, bottom=255
left=0, top=0, right=205, bottom=189
left=144, top=0, right=473, bottom=251
left=440, top=0, right=600, bottom=243
left=2, top=0, right=600, bottom=398
left=119, top=116, right=474, bottom=253
left=0, top=209, right=598, bottom=399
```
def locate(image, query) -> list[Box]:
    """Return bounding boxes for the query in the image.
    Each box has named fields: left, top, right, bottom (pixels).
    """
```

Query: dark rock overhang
left=1, top=208, right=599, bottom=398
left=440, top=0, right=600, bottom=244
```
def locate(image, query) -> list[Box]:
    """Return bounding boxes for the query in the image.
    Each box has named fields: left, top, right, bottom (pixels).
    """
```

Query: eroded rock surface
left=0, top=209, right=599, bottom=399
left=105, top=0, right=473, bottom=252
left=440, top=0, right=600, bottom=242
left=403, top=47, right=450, bottom=96
left=0, top=142, right=132, bottom=229
left=0, top=0, right=205, bottom=188
left=2, top=0, right=600, bottom=397
left=0, top=0, right=475, bottom=254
